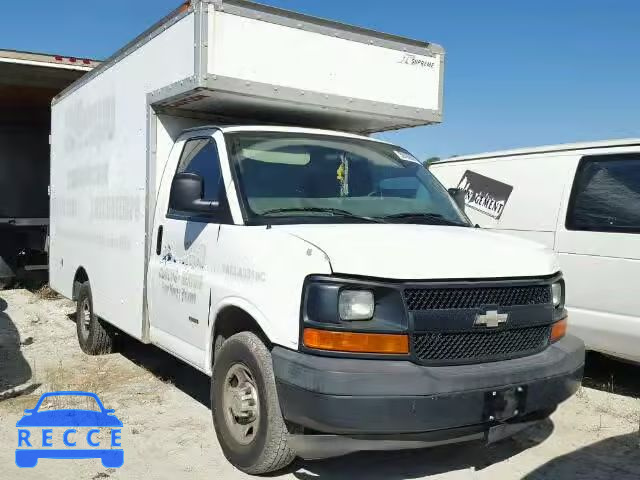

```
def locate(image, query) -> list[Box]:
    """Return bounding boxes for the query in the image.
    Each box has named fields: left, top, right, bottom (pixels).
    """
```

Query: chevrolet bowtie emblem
left=475, top=310, right=509, bottom=328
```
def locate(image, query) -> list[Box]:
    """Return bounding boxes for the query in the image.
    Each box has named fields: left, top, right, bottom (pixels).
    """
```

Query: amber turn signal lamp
left=303, top=328, right=409, bottom=355
left=550, top=318, right=568, bottom=343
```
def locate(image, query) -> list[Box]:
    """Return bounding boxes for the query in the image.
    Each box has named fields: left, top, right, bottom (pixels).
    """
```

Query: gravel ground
left=1, top=288, right=639, bottom=479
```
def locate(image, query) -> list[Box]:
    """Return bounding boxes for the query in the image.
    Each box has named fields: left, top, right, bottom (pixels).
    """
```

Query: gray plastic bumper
left=272, top=335, right=584, bottom=435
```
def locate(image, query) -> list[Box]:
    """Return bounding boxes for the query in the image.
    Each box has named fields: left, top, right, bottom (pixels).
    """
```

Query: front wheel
left=212, top=332, right=295, bottom=474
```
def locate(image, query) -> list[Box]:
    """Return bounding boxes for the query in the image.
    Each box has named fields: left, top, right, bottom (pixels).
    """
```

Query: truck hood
left=275, top=224, right=559, bottom=280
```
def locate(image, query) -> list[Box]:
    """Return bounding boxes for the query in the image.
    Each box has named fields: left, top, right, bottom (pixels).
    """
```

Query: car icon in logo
left=16, top=391, right=123, bottom=468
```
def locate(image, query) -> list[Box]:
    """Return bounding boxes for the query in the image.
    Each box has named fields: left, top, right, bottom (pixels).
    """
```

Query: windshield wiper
left=259, top=207, right=385, bottom=223
left=381, top=212, right=468, bottom=227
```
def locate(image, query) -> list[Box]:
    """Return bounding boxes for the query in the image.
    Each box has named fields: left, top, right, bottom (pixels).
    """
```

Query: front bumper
left=273, top=335, right=584, bottom=454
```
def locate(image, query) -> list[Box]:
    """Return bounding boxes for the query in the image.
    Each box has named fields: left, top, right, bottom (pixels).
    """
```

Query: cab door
left=555, top=150, right=640, bottom=361
left=147, top=131, right=233, bottom=369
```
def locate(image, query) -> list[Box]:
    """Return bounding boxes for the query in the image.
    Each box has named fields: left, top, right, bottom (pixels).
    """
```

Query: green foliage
left=422, top=156, right=440, bottom=168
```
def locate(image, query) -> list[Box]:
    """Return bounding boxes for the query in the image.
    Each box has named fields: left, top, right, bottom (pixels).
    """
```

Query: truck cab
left=143, top=124, right=584, bottom=471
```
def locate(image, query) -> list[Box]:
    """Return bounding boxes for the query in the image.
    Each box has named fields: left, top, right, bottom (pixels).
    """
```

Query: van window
left=567, top=154, right=640, bottom=233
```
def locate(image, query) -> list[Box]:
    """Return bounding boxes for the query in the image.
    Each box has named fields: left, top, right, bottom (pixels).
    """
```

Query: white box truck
left=50, top=0, right=584, bottom=473
left=0, top=49, right=98, bottom=287
left=430, top=139, right=640, bottom=364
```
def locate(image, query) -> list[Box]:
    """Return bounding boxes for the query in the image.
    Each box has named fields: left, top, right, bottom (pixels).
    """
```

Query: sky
left=1, top=0, right=639, bottom=159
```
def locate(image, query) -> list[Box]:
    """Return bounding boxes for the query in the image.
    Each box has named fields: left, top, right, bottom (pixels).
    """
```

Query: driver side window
left=168, top=137, right=226, bottom=220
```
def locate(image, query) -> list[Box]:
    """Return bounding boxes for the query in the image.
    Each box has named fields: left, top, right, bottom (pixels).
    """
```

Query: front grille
left=404, top=285, right=550, bottom=310
left=412, top=326, right=551, bottom=364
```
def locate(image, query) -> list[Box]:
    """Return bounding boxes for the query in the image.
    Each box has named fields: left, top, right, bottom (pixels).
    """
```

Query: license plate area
left=484, top=386, right=527, bottom=422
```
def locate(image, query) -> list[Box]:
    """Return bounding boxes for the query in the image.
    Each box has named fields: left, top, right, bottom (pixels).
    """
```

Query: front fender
left=203, top=225, right=333, bottom=375
left=205, top=296, right=280, bottom=375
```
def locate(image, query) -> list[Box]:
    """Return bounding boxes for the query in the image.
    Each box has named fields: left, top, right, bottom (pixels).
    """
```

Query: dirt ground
left=1, top=288, right=639, bottom=480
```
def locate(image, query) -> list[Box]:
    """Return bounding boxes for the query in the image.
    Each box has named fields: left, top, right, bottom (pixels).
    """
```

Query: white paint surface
left=50, top=13, right=196, bottom=340
left=275, top=223, right=559, bottom=280
left=209, top=12, right=442, bottom=111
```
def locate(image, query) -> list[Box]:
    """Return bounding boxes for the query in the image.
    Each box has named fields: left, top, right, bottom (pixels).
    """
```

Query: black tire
left=212, top=332, right=295, bottom=474
left=76, top=282, right=114, bottom=355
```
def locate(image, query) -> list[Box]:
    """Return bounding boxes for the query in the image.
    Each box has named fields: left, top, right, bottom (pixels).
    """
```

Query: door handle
left=156, top=225, right=163, bottom=256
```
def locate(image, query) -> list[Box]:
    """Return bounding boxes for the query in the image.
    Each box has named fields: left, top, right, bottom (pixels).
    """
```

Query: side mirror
left=448, top=187, right=466, bottom=211
left=169, top=173, right=219, bottom=213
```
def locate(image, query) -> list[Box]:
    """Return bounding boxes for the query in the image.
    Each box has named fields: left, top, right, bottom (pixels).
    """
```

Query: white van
left=431, top=139, right=640, bottom=364
left=50, top=0, right=583, bottom=474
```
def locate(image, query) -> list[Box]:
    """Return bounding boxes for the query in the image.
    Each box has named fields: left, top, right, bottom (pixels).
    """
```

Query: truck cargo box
left=56, top=0, right=444, bottom=134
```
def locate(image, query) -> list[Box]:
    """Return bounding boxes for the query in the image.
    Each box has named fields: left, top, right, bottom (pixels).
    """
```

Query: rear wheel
left=76, top=281, right=114, bottom=355
left=212, top=332, right=295, bottom=474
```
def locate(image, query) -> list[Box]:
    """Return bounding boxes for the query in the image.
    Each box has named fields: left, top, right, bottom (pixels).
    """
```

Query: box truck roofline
left=53, top=0, right=445, bottom=135
left=53, top=0, right=443, bottom=106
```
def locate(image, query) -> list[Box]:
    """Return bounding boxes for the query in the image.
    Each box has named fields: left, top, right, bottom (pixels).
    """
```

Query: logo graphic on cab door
left=457, top=170, right=514, bottom=220
left=15, top=391, right=123, bottom=468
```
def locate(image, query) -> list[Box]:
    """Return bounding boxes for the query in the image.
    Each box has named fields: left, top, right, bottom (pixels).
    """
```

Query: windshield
left=226, top=132, right=469, bottom=226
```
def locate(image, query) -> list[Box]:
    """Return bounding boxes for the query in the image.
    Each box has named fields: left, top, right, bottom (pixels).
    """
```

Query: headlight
left=551, top=282, right=563, bottom=308
left=338, top=290, right=374, bottom=320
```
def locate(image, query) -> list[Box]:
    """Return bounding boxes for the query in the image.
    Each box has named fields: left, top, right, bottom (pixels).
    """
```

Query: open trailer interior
left=0, top=49, right=98, bottom=287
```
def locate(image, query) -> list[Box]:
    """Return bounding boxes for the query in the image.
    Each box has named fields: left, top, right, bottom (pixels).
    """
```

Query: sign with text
left=457, top=170, right=513, bottom=220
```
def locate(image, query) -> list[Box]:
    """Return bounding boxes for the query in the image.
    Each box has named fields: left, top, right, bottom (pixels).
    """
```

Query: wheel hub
left=79, top=299, right=91, bottom=338
left=222, top=363, right=260, bottom=445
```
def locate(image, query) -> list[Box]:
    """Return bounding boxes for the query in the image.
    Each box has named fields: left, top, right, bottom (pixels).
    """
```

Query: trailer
left=0, top=49, right=98, bottom=287
left=50, top=0, right=583, bottom=474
